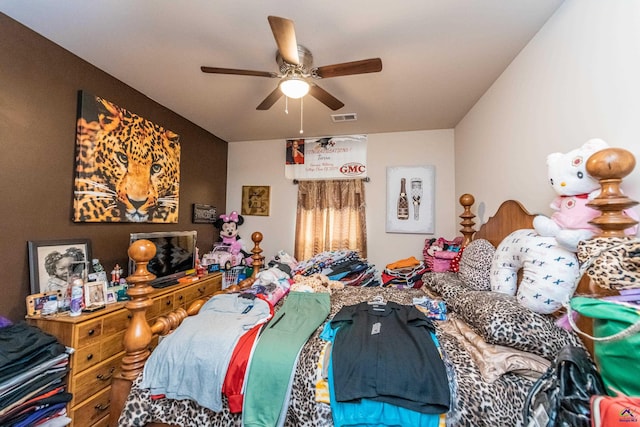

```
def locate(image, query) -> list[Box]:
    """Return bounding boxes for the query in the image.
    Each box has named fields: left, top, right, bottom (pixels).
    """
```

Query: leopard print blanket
left=118, top=286, right=535, bottom=427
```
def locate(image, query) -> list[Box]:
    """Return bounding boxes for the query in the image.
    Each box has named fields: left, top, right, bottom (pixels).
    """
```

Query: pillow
left=458, top=239, right=495, bottom=290
left=452, top=290, right=584, bottom=360
left=490, top=229, right=580, bottom=314
left=422, top=272, right=467, bottom=300
left=424, top=273, right=583, bottom=360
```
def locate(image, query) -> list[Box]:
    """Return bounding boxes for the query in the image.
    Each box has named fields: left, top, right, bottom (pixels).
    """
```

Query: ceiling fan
left=200, top=16, right=383, bottom=111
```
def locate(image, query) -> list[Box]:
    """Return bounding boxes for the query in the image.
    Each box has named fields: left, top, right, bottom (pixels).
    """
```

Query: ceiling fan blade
left=308, top=83, right=344, bottom=111
left=268, top=16, right=299, bottom=65
left=256, top=86, right=284, bottom=110
left=313, top=58, right=382, bottom=78
left=201, top=66, right=278, bottom=78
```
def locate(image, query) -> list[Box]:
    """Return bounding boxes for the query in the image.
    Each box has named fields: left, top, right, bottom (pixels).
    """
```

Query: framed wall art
left=241, top=185, right=271, bottom=216
left=192, top=204, right=217, bottom=224
left=73, top=91, right=181, bottom=223
left=386, top=166, right=435, bottom=234
left=28, top=239, right=92, bottom=295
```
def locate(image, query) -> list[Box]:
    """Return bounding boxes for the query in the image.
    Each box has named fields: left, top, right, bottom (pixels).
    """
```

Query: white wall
left=227, top=130, right=456, bottom=269
left=229, top=1, right=640, bottom=267
left=455, top=0, right=640, bottom=224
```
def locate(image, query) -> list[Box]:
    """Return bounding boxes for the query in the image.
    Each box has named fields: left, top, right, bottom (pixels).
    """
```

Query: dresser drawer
left=147, top=297, right=163, bottom=319
left=174, top=287, right=192, bottom=308
left=102, top=331, right=125, bottom=360
left=193, top=281, right=211, bottom=299
left=74, top=331, right=126, bottom=372
left=76, top=319, right=103, bottom=348
left=70, top=386, right=111, bottom=427
left=157, top=294, right=175, bottom=316
left=75, top=341, right=102, bottom=371
left=71, top=353, right=122, bottom=406
left=102, top=309, right=131, bottom=336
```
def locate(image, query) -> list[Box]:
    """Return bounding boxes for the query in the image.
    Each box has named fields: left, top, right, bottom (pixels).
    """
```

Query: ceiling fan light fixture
left=280, top=76, right=310, bottom=99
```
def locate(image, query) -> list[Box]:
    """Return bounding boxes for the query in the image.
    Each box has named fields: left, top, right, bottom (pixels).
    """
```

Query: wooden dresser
left=26, top=273, right=222, bottom=427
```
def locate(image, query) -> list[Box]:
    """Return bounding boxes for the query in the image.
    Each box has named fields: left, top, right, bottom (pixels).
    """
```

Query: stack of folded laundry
left=0, top=320, right=72, bottom=427
left=291, top=251, right=381, bottom=287
left=382, top=256, right=429, bottom=288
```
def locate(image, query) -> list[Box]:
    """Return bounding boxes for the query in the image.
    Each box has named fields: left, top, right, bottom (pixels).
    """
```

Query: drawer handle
left=88, top=329, right=95, bottom=336
left=179, top=295, right=184, bottom=300
left=95, top=401, right=110, bottom=412
left=198, top=286, right=205, bottom=293
left=97, top=367, right=115, bottom=381
left=86, top=353, right=94, bottom=361
left=128, top=314, right=132, bottom=320
left=166, top=300, right=171, bottom=306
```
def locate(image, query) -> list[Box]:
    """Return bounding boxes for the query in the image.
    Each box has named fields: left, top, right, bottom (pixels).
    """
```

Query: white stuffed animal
left=532, top=139, right=609, bottom=252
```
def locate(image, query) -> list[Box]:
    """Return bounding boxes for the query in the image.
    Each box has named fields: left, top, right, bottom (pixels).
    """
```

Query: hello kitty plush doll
left=533, top=138, right=616, bottom=251
left=214, top=211, right=248, bottom=256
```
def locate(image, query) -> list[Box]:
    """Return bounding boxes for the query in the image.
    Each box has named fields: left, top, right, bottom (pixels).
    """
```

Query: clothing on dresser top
left=330, top=301, right=450, bottom=414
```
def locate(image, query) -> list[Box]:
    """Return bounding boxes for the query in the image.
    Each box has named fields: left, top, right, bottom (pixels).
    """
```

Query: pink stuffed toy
left=533, top=139, right=638, bottom=251
left=214, top=211, right=247, bottom=255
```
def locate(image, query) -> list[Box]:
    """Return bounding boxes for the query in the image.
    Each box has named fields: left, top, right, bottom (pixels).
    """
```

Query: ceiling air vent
left=331, top=113, right=357, bottom=123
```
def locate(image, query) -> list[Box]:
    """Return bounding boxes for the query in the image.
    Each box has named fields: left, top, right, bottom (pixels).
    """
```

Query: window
left=294, top=179, right=367, bottom=260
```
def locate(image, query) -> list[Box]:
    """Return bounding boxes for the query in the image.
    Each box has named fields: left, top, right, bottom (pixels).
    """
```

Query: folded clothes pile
left=382, top=256, right=429, bottom=288
left=291, top=251, right=381, bottom=287
left=0, top=321, right=72, bottom=427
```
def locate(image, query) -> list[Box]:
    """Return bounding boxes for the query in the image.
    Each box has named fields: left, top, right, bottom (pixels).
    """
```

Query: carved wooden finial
left=127, top=239, right=156, bottom=284
left=459, top=193, right=476, bottom=247
left=586, top=148, right=639, bottom=237
left=250, top=232, right=264, bottom=278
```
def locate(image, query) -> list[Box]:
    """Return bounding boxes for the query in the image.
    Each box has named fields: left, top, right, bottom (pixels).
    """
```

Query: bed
left=109, top=147, right=638, bottom=427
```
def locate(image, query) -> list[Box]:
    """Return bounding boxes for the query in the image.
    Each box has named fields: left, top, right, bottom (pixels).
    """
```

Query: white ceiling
left=1, top=1, right=564, bottom=142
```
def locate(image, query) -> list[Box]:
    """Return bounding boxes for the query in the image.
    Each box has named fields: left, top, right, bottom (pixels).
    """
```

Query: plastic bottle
left=69, top=277, right=84, bottom=316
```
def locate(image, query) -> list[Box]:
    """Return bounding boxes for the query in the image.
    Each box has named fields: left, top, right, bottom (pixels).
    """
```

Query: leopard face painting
left=73, top=94, right=181, bottom=222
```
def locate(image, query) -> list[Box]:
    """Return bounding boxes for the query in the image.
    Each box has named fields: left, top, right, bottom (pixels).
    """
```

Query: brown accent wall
left=0, top=14, right=228, bottom=322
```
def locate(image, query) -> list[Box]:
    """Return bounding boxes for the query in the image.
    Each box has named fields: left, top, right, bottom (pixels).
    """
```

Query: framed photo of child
left=28, top=239, right=92, bottom=296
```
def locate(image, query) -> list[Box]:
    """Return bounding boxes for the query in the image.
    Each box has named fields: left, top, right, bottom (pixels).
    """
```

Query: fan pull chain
left=299, top=97, right=304, bottom=134
left=285, top=96, right=289, bottom=114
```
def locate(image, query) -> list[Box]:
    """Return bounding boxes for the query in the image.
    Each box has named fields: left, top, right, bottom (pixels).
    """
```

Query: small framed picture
left=385, top=166, right=435, bottom=234
left=26, top=291, right=59, bottom=316
left=241, top=185, right=270, bottom=216
left=192, top=204, right=217, bottom=224
left=105, top=289, right=117, bottom=304
left=84, top=281, right=107, bottom=308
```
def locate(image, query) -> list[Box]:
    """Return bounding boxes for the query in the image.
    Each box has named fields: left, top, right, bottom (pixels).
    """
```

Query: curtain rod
left=293, top=177, right=371, bottom=184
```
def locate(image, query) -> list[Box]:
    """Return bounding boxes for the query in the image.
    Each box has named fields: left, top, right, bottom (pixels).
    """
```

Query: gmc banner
left=285, top=134, right=367, bottom=180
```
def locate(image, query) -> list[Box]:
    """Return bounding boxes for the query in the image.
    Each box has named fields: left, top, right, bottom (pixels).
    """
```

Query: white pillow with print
left=490, top=229, right=580, bottom=314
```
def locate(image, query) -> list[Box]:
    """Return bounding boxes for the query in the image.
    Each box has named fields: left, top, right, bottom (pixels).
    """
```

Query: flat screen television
left=129, top=230, right=197, bottom=288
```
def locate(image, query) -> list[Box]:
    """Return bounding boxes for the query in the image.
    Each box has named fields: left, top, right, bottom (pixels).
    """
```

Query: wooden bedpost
left=586, top=147, right=639, bottom=236
left=248, top=231, right=264, bottom=277
left=109, top=239, right=157, bottom=427
left=459, top=193, right=476, bottom=247
left=572, top=147, right=638, bottom=354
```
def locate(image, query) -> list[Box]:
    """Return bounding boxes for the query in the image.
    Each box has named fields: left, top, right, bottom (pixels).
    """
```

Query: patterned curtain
left=294, top=179, right=367, bottom=261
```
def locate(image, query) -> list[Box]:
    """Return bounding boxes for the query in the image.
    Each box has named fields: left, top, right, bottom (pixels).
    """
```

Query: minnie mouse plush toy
left=213, top=211, right=248, bottom=256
